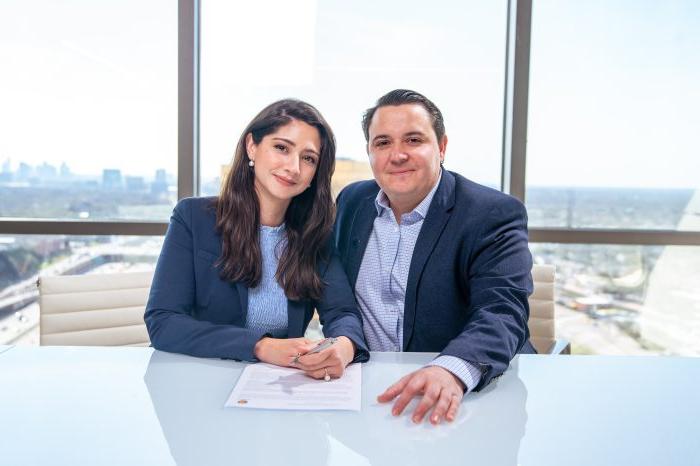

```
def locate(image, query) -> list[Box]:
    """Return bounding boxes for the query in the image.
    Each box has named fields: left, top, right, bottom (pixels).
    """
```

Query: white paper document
left=225, top=363, right=362, bottom=411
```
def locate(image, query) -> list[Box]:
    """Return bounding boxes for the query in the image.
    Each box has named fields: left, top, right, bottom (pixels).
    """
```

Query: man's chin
left=382, top=186, right=422, bottom=201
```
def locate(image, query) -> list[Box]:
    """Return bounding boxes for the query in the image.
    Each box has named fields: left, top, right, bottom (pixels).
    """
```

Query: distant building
left=0, top=159, right=12, bottom=183
left=640, top=188, right=700, bottom=356
left=151, top=168, right=168, bottom=196
left=37, top=162, right=57, bottom=179
left=60, top=162, right=71, bottom=178
left=103, top=169, right=123, bottom=190
left=125, top=176, right=146, bottom=192
left=332, top=158, right=373, bottom=196
left=155, top=169, right=167, bottom=183
left=17, top=163, right=32, bottom=180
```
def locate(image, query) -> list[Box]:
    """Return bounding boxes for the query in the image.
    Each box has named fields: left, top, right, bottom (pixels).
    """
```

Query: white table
left=1, top=347, right=698, bottom=465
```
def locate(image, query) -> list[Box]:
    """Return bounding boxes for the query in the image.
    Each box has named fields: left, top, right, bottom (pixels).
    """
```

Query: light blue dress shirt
left=354, top=172, right=483, bottom=392
left=246, top=224, right=288, bottom=337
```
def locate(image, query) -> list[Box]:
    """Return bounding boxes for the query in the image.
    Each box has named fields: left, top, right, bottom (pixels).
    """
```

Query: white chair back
left=38, top=271, right=152, bottom=346
left=38, top=266, right=562, bottom=352
left=528, top=264, right=557, bottom=353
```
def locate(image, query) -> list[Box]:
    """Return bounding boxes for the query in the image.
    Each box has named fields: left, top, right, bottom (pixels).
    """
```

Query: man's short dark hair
left=361, top=89, right=445, bottom=143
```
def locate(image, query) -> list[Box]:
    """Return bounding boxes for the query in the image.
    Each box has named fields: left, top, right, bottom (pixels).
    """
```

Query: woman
left=145, top=99, right=368, bottom=380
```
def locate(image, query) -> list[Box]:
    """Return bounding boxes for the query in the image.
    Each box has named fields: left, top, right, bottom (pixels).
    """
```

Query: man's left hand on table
left=377, top=366, right=466, bottom=425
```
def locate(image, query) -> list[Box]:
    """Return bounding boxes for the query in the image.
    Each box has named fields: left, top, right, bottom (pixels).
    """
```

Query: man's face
left=367, top=104, right=446, bottom=211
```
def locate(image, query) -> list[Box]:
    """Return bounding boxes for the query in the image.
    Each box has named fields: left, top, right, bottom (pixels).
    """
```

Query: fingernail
left=412, top=416, right=419, bottom=423
left=432, top=415, right=438, bottom=424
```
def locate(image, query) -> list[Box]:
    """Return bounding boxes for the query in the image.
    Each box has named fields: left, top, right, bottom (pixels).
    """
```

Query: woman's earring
left=248, top=160, right=254, bottom=167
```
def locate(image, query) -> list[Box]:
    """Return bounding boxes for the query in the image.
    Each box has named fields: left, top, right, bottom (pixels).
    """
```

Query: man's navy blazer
left=145, top=197, right=369, bottom=362
left=334, top=170, right=534, bottom=390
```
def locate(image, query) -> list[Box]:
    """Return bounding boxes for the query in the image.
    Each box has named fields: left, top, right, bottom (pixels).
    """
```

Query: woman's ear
left=245, top=133, right=256, bottom=161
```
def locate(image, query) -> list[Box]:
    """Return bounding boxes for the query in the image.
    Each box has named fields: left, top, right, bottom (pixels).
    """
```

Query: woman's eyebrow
left=272, top=137, right=319, bottom=156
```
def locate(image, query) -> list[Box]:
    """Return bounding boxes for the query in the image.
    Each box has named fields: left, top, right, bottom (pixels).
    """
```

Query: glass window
left=0, top=1, right=177, bottom=221
left=200, top=0, right=508, bottom=196
left=526, top=0, right=700, bottom=231
left=0, top=235, right=162, bottom=346
left=531, top=243, right=700, bottom=356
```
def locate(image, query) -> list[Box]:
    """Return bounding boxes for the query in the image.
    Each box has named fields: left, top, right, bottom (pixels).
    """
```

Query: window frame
left=1, top=0, right=698, bottom=248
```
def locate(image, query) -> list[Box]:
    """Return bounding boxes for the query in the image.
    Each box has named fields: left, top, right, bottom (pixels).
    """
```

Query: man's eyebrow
left=272, top=137, right=319, bottom=155
left=404, top=131, right=427, bottom=138
left=371, top=134, right=390, bottom=143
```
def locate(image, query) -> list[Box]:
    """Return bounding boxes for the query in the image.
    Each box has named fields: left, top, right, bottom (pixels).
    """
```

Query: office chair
left=529, top=264, right=570, bottom=354
left=38, top=271, right=152, bottom=346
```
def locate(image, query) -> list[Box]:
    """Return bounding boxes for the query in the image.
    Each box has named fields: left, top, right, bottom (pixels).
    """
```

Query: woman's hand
left=253, top=337, right=316, bottom=367
left=293, top=336, right=355, bottom=380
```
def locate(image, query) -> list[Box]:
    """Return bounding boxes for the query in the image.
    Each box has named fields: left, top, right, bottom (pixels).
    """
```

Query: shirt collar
left=374, top=170, right=443, bottom=222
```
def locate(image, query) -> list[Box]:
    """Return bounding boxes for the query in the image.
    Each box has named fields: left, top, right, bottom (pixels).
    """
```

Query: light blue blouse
left=245, top=224, right=288, bottom=337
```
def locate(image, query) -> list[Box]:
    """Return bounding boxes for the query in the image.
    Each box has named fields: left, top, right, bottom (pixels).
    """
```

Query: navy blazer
left=145, top=197, right=369, bottom=362
left=334, top=170, right=534, bottom=390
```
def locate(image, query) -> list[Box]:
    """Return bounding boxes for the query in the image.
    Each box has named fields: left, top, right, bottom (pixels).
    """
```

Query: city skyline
left=2, top=157, right=700, bottom=192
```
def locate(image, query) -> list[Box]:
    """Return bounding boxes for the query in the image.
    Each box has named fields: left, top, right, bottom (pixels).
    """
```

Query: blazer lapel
left=235, top=282, right=248, bottom=326
left=403, top=171, right=456, bottom=350
left=345, top=195, right=378, bottom=289
left=286, top=300, right=307, bottom=338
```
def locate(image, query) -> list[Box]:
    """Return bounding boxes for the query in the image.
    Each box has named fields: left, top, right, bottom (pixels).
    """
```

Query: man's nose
left=389, top=147, right=409, bottom=163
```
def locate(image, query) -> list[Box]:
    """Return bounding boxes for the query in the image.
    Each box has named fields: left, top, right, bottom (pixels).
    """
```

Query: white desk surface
left=1, top=346, right=698, bottom=466
left=0, top=345, right=13, bottom=355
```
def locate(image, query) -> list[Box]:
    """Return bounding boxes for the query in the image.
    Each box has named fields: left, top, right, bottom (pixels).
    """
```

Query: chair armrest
left=547, top=339, right=571, bottom=355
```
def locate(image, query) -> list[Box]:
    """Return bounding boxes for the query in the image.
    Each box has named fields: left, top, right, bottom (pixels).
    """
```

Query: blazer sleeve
left=144, top=199, right=268, bottom=361
left=440, top=197, right=533, bottom=390
left=314, top=250, right=370, bottom=363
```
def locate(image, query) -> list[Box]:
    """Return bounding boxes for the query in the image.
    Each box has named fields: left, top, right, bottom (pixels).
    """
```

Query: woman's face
left=246, top=118, right=321, bottom=208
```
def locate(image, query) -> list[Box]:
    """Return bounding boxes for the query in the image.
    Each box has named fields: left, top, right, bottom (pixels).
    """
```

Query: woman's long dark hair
left=215, top=99, right=336, bottom=301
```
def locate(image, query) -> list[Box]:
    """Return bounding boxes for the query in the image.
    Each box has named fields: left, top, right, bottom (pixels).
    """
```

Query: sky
left=199, top=0, right=506, bottom=186
left=527, top=0, right=700, bottom=189
left=0, top=0, right=177, bottom=179
left=0, top=0, right=698, bottom=188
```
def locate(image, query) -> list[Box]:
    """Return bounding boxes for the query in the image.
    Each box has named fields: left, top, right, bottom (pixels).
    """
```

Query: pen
left=309, top=338, right=337, bottom=382
left=291, top=337, right=337, bottom=365
left=306, top=337, right=337, bottom=355
left=291, top=338, right=338, bottom=382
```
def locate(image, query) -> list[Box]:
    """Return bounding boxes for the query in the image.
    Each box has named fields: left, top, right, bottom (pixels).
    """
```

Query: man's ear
left=439, top=134, right=448, bottom=161
left=245, top=133, right=256, bottom=160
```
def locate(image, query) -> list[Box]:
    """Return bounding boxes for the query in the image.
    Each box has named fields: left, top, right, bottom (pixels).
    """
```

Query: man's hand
left=377, top=366, right=466, bottom=425
left=293, top=336, right=355, bottom=380
left=253, top=337, right=316, bottom=367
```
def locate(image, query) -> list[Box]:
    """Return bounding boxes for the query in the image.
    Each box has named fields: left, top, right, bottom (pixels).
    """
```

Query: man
left=334, top=89, right=535, bottom=425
